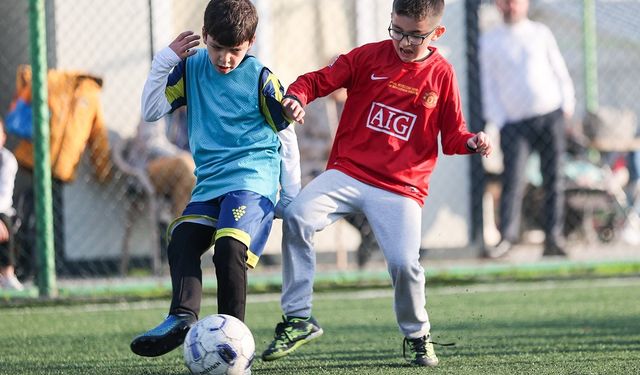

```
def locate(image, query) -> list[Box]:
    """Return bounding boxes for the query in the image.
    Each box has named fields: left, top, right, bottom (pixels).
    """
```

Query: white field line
left=3, top=277, right=639, bottom=316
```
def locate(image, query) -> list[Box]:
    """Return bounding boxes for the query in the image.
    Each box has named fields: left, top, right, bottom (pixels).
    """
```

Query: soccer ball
left=183, top=314, right=255, bottom=375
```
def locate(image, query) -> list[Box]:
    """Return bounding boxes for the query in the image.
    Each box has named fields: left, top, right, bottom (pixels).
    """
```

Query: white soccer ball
left=183, top=314, right=255, bottom=375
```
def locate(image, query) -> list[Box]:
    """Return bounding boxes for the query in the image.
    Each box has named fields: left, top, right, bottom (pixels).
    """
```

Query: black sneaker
left=261, top=316, right=324, bottom=361
left=403, top=334, right=439, bottom=367
left=543, top=242, right=567, bottom=257
left=130, top=313, right=196, bottom=357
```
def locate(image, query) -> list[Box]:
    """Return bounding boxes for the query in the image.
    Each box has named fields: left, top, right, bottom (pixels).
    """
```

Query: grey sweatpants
left=280, top=169, right=431, bottom=338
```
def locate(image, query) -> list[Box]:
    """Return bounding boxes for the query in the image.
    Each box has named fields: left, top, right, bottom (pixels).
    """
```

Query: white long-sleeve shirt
left=0, top=148, right=17, bottom=216
left=480, top=19, right=576, bottom=128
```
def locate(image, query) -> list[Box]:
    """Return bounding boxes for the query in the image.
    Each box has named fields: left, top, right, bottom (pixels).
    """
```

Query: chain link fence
left=0, top=0, right=638, bottom=293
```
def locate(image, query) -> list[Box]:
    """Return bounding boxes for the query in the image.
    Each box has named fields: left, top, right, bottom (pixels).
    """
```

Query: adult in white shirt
left=479, top=0, right=575, bottom=257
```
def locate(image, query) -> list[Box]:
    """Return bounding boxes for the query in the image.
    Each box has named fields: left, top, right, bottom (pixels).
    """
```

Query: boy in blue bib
left=131, top=0, right=300, bottom=358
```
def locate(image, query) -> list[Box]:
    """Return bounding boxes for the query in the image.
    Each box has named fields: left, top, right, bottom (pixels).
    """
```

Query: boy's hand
left=282, top=98, right=306, bottom=124
left=169, top=31, right=201, bottom=59
left=467, top=131, right=492, bottom=157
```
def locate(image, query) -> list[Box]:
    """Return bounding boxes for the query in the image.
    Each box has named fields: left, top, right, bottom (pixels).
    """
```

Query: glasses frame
left=387, top=23, right=439, bottom=46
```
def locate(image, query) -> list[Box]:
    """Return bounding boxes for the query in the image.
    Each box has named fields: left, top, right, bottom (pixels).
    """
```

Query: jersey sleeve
left=165, top=60, right=187, bottom=112
left=259, top=67, right=292, bottom=132
left=286, top=52, right=354, bottom=106
left=438, top=68, right=475, bottom=155
left=141, top=47, right=185, bottom=121
left=277, top=125, right=301, bottom=199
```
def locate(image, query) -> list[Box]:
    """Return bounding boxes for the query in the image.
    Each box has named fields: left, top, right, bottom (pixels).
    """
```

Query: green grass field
left=2, top=277, right=639, bottom=375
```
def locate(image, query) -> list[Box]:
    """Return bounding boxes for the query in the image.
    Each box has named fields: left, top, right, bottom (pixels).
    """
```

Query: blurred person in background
left=0, top=118, right=22, bottom=291
left=127, top=111, right=195, bottom=219
left=480, top=0, right=575, bottom=258
left=8, top=65, right=112, bottom=276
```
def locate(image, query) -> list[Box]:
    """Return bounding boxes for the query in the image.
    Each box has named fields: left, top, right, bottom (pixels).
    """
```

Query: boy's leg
left=131, top=222, right=214, bottom=357
left=363, top=191, right=429, bottom=338
left=213, top=190, right=275, bottom=321
left=281, top=170, right=358, bottom=317
left=168, top=222, right=215, bottom=317
left=363, top=191, right=438, bottom=366
left=263, top=170, right=360, bottom=361
left=212, top=236, right=247, bottom=320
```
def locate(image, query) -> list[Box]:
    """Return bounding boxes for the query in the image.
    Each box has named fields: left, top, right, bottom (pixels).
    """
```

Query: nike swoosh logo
left=370, top=73, right=389, bottom=80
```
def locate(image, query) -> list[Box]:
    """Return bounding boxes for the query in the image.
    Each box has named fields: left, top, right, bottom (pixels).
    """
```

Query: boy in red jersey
left=261, top=0, right=492, bottom=367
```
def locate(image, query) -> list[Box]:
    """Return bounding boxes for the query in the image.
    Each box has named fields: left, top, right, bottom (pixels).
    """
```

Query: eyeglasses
left=387, top=24, right=438, bottom=46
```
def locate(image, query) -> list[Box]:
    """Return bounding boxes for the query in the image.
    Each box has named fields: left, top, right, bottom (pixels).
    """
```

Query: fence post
left=29, top=0, right=57, bottom=297
left=465, top=0, right=486, bottom=254
left=583, top=0, right=598, bottom=111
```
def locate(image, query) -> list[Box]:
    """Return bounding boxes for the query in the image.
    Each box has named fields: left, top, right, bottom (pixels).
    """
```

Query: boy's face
left=389, top=13, right=445, bottom=63
left=202, top=30, right=255, bottom=74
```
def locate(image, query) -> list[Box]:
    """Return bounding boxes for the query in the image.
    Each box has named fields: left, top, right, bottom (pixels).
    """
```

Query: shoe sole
left=410, top=357, right=439, bottom=367
left=130, top=324, right=191, bottom=357
left=261, top=328, right=324, bottom=361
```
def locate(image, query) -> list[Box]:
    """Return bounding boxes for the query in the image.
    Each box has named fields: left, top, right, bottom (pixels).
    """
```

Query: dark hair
left=392, top=0, right=444, bottom=21
left=203, top=0, right=258, bottom=46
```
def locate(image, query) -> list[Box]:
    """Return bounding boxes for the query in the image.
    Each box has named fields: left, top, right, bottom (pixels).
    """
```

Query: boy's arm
left=141, top=32, right=199, bottom=121
left=257, top=68, right=302, bottom=216
left=275, top=125, right=301, bottom=218
left=287, top=53, right=353, bottom=107
left=141, top=47, right=182, bottom=121
left=259, top=68, right=293, bottom=132
left=439, top=69, right=477, bottom=155
left=438, top=70, right=492, bottom=157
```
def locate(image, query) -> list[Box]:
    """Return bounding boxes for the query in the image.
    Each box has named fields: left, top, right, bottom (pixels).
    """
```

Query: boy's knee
left=167, top=222, right=215, bottom=260
left=280, top=199, right=295, bottom=222
left=282, top=209, right=304, bottom=233
left=212, top=236, right=247, bottom=266
left=280, top=201, right=297, bottom=222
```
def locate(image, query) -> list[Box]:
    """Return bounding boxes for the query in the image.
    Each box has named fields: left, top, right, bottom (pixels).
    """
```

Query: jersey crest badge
left=422, top=91, right=438, bottom=109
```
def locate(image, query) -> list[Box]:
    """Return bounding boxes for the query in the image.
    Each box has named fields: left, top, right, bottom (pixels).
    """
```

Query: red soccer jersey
left=288, top=40, right=475, bottom=206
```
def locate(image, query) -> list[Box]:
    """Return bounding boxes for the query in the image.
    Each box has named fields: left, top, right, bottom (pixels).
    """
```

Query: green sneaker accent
left=261, top=316, right=324, bottom=361
left=403, top=334, right=439, bottom=367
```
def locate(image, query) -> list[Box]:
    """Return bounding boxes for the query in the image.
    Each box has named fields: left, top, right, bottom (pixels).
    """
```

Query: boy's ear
left=248, top=35, right=256, bottom=48
left=201, top=26, right=207, bottom=42
left=431, top=25, right=446, bottom=41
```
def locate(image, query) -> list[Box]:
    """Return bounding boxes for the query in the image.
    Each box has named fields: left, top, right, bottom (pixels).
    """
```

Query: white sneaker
left=0, top=274, right=24, bottom=291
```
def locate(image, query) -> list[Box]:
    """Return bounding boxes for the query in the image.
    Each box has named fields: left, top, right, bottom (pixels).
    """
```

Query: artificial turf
left=1, top=277, right=639, bottom=374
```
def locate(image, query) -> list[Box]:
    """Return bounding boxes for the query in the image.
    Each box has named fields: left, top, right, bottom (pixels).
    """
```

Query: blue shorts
left=168, top=190, right=275, bottom=268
